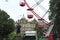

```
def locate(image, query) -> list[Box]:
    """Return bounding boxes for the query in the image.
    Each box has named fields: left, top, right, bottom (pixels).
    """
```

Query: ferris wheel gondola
left=20, top=2, right=25, bottom=7
left=27, top=14, right=33, bottom=19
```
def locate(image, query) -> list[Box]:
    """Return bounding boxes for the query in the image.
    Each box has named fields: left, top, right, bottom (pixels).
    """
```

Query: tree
left=49, top=0, right=60, bottom=39
left=8, top=32, right=16, bottom=40
left=34, top=22, right=43, bottom=39
left=0, top=9, right=15, bottom=40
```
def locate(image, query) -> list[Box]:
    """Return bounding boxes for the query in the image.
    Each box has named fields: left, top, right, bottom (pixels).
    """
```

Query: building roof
left=30, top=19, right=37, bottom=24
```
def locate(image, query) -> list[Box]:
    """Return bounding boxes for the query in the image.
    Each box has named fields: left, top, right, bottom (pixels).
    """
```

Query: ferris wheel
left=5, top=0, right=53, bottom=38
left=20, top=0, right=50, bottom=25
left=19, top=0, right=54, bottom=38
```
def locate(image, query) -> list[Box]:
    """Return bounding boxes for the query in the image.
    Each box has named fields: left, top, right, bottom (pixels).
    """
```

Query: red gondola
left=45, top=36, right=49, bottom=38
left=27, top=8, right=33, bottom=11
left=27, top=14, right=33, bottom=19
left=20, top=2, right=25, bottom=7
left=39, top=25, right=44, bottom=29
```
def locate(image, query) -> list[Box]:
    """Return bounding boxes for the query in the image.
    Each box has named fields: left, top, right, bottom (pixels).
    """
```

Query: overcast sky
left=0, top=0, right=50, bottom=22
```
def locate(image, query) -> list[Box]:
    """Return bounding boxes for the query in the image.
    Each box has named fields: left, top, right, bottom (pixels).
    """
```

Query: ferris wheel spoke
left=34, top=0, right=47, bottom=12
left=38, top=4, right=49, bottom=18
left=34, top=0, right=50, bottom=18
left=39, top=5, right=47, bottom=12
left=42, top=9, right=49, bottom=18
left=32, top=0, right=44, bottom=8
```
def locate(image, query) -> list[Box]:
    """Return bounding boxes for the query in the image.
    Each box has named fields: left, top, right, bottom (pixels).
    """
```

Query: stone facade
left=17, top=18, right=37, bottom=35
left=16, top=18, right=49, bottom=35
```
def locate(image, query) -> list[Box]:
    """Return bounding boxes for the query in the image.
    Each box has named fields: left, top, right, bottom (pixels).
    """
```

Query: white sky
left=0, top=0, right=50, bottom=22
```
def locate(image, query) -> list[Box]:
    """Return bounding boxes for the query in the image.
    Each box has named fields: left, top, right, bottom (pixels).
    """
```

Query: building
left=16, top=17, right=49, bottom=36
left=17, top=18, right=37, bottom=35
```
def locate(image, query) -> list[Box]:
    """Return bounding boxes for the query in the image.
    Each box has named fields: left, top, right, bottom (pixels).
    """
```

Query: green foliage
left=49, top=0, right=60, bottom=30
left=49, top=0, right=60, bottom=20
left=7, top=32, right=23, bottom=40
left=8, top=32, right=16, bottom=40
left=15, top=33, right=24, bottom=37
left=39, top=38, right=48, bottom=40
left=34, top=23, right=43, bottom=38
left=49, top=0, right=60, bottom=38
left=0, top=9, right=15, bottom=38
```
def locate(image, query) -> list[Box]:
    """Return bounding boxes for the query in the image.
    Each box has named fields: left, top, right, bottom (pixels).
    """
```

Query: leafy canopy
left=0, top=10, right=15, bottom=38
left=49, top=0, right=60, bottom=38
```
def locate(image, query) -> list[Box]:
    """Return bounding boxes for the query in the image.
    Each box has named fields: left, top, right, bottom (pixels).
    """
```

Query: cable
left=32, top=0, right=44, bottom=8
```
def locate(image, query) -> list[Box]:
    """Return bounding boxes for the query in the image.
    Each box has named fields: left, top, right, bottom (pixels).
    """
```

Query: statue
left=16, top=24, right=21, bottom=34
